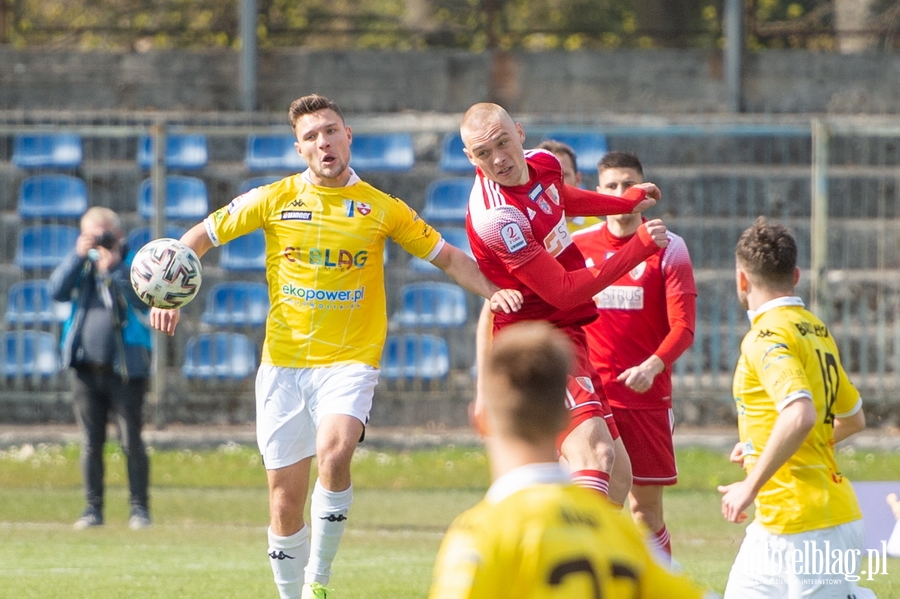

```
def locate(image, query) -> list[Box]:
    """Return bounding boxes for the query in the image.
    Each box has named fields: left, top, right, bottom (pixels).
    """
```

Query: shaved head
left=460, top=103, right=514, bottom=145
left=459, top=102, right=529, bottom=186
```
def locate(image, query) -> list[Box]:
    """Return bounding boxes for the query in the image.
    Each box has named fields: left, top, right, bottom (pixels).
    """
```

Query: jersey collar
left=486, top=462, right=570, bottom=504
left=301, top=167, right=361, bottom=187
left=747, top=295, right=804, bottom=323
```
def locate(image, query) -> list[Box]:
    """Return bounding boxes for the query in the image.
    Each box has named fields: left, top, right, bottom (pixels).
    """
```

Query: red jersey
left=572, top=222, right=697, bottom=410
left=466, top=150, right=597, bottom=329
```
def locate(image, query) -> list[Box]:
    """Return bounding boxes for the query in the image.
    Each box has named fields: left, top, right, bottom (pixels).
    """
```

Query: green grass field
left=1, top=442, right=898, bottom=598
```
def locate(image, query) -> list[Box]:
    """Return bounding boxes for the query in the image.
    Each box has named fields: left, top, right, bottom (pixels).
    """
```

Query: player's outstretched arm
left=148, top=222, right=214, bottom=336
left=514, top=220, right=667, bottom=311
left=563, top=183, right=659, bottom=216
left=718, top=396, right=816, bottom=523
left=431, top=243, right=522, bottom=312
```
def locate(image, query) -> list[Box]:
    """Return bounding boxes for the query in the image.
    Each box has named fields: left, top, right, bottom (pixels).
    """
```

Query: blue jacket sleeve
left=49, top=252, right=89, bottom=302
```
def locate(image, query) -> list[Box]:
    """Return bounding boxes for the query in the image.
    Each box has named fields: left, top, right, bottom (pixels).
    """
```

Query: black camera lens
left=95, top=231, right=118, bottom=250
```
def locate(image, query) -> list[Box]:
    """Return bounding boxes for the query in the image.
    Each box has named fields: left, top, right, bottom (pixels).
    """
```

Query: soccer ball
left=130, top=238, right=202, bottom=309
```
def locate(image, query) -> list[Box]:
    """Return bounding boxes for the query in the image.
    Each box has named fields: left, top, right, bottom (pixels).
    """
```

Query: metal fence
left=1, top=113, right=898, bottom=426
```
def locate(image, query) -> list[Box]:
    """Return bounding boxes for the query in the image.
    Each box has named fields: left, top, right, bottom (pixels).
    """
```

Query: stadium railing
left=0, top=114, right=898, bottom=427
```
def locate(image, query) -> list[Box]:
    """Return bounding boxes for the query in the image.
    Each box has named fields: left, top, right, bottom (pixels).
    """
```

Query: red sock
left=653, top=524, right=672, bottom=558
left=570, top=469, right=610, bottom=498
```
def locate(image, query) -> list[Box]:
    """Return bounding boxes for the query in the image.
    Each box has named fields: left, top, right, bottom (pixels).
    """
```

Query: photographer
left=50, top=207, right=153, bottom=530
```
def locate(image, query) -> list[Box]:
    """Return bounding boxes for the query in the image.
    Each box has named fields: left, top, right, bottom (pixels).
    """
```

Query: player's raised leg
left=607, top=435, right=634, bottom=507
left=561, top=416, right=616, bottom=498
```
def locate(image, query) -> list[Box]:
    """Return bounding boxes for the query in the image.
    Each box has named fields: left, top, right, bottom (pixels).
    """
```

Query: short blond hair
left=482, top=321, right=573, bottom=443
left=80, top=207, right=121, bottom=233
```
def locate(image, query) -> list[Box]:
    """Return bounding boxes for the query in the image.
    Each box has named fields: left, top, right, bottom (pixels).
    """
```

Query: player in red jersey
left=462, top=103, right=668, bottom=503
left=571, top=151, right=697, bottom=558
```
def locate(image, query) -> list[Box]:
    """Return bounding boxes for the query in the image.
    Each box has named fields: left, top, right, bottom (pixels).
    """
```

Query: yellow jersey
left=429, top=463, right=710, bottom=599
left=205, top=170, right=443, bottom=368
left=732, top=296, right=862, bottom=535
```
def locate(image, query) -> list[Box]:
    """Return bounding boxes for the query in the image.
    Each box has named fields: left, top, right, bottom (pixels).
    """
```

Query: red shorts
left=610, top=407, right=677, bottom=486
left=557, top=326, right=619, bottom=447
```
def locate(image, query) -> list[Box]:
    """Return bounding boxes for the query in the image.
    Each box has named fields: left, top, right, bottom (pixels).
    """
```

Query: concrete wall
left=3, top=47, right=900, bottom=114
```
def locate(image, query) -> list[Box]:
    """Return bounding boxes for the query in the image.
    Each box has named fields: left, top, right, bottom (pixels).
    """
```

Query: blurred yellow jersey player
left=429, top=321, right=715, bottom=599
left=205, top=172, right=439, bottom=368
left=430, top=475, right=710, bottom=599
left=733, top=297, right=862, bottom=534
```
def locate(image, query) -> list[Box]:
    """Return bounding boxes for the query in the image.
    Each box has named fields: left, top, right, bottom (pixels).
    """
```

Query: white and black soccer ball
left=130, top=238, right=202, bottom=309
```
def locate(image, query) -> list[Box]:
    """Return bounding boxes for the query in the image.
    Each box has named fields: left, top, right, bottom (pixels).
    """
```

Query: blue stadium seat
left=380, top=334, right=450, bottom=380
left=4, top=280, right=71, bottom=326
left=18, top=174, right=88, bottom=219
left=409, top=227, right=471, bottom=273
left=15, top=225, right=80, bottom=271
left=220, top=229, right=266, bottom=272
left=12, top=133, right=83, bottom=169
left=540, top=131, right=609, bottom=173
left=350, top=133, right=415, bottom=171
left=239, top=176, right=282, bottom=195
left=137, top=134, right=208, bottom=170
left=137, top=176, right=209, bottom=220
left=182, top=332, right=258, bottom=380
left=2, top=331, right=61, bottom=378
left=422, top=177, right=473, bottom=224
left=245, top=134, right=306, bottom=171
left=438, top=133, right=472, bottom=173
left=392, top=282, right=467, bottom=327
left=201, top=282, right=270, bottom=327
left=125, top=226, right=187, bottom=253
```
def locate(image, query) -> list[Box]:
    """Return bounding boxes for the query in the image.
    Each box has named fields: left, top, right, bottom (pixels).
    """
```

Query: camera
left=95, top=231, right=118, bottom=250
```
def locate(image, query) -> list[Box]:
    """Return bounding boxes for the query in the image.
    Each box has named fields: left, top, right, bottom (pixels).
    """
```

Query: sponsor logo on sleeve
left=226, top=193, right=252, bottom=214
left=500, top=222, right=527, bottom=253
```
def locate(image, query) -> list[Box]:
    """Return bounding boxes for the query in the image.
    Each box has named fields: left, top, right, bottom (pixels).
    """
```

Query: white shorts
left=255, top=363, right=379, bottom=470
left=724, top=519, right=876, bottom=599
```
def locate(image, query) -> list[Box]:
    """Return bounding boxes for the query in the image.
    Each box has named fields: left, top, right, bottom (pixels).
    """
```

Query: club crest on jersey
left=575, top=376, right=594, bottom=393
left=537, top=198, right=553, bottom=215
left=546, top=184, right=560, bottom=205
left=629, top=262, right=647, bottom=280
left=356, top=202, right=371, bottom=216
left=526, top=207, right=537, bottom=220
left=500, top=222, right=527, bottom=253
left=528, top=184, right=544, bottom=202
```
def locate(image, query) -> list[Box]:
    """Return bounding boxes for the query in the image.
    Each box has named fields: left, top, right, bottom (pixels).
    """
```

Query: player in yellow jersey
left=719, top=218, right=875, bottom=599
left=429, top=321, right=716, bottom=599
left=149, top=94, right=522, bottom=599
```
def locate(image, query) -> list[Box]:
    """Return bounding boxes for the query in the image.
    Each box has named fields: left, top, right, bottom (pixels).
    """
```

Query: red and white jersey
left=466, top=150, right=597, bottom=330
left=572, top=222, right=696, bottom=410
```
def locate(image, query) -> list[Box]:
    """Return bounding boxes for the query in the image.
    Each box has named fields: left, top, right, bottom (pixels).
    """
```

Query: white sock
left=305, top=480, right=353, bottom=585
left=268, top=525, right=310, bottom=599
